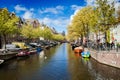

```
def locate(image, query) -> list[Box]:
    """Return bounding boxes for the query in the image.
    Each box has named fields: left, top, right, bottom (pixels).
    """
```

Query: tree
left=67, top=6, right=94, bottom=42
left=32, top=27, right=43, bottom=38
left=42, top=27, right=53, bottom=40
left=20, top=25, right=35, bottom=39
left=20, top=24, right=43, bottom=43
left=0, top=8, right=19, bottom=49
left=116, top=6, right=120, bottom=22
left=96, top=0, right=116, bottom=42
left=67, top=24, right=82, bottom=40
left=89, top=8, right=100, bottom=40
left=53, top=34, right=64, bottom=41
left=67, top=0, right=116, bottom=43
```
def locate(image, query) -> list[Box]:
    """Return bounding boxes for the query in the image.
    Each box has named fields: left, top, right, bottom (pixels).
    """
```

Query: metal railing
left=87, top=41, right=120, bottom=52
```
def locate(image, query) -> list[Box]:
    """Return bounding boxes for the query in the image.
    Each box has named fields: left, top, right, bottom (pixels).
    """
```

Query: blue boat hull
left=81, top=51, right=90, bottom=58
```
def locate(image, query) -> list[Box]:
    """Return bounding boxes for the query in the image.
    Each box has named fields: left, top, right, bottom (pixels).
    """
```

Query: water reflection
left=67, top=44, right=93, bottom=80
left=0, top=43, right=120, bottom=80
left=67, top=44, right=120, bottom=80
left=88, top=58, right=120, bottom=80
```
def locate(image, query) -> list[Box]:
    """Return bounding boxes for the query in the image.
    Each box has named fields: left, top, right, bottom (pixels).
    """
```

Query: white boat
left=0, top=59, right=4, bottom=64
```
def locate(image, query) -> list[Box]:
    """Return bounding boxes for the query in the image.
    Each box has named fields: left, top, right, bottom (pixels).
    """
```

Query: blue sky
left=0, top=0, right=120, bottom=33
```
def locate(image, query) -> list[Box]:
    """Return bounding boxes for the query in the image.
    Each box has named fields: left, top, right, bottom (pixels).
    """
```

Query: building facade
left=25, top=19, right=40, bottom=28
left=110, top=23, right=120, bottom=43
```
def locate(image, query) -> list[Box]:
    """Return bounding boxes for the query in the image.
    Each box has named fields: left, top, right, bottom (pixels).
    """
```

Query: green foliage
left=0, top=8, right=19, bottom=35
left=53, top=34, right=64, bottom=41
left=32, top=27, right=43, bottom=38
left=20, top=24, right=63, bottom=41
left=116, top=6, right=120, bottom=22
left=20, top=25, right=43, bottom=39
left=20, top=25, right=34, bottom=39
left=0, top=8, right=19, bottom=49
left=95, top=0, right=116, bottom=42
left=67, top=0, right=117, bottom=42
left=96, top=0, right=116, bottom=32
left=42, top=27, right=53, bottom=40
left=67, top=6, right=94, bottom=40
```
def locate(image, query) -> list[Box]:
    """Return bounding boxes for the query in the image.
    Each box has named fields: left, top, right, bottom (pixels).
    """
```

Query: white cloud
left=71, top=5, right=83, bottom=10
left=14, top=5, right=27, bottom=12
left=114, top=0, right=120, bottom=10
left=14, top=4, right=35, bottom=19
left=38, top=17, right=70, bottom=32
left=85, top=0, right=95, bottom=6
left=84, top=0, right=120, bottom=11
left=56, top=5, right=64, bottom=10
left=39, top=8, right=58, bottom=14
left=115, top=3, right=120, bottom=13
left=23, top=11, right=33, bottom=19
left=69, top=9, right=80, bottom=25
left=70, top=9, right=79, bottom=21
left=39, top=5, right=64, bottom=14
left=30, top=8, right=34, bottom=11
left=114, top=0, right=120, bottom=17
left=107, top=0, right=114, bottom=4
left=70, top=0, right=120, bottom=25
left=70, top=5, right=83, bottom=24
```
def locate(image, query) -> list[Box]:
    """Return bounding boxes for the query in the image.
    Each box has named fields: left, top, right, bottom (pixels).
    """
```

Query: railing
left=87, top=41, right=120, bottom=52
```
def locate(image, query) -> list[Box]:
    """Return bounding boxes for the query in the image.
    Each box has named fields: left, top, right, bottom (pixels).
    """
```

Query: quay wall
left=90, top=50, right=120, bottom=68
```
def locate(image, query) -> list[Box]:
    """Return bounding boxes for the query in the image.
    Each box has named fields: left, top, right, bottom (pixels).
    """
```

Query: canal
left=0, top=43, right=120, bottom=80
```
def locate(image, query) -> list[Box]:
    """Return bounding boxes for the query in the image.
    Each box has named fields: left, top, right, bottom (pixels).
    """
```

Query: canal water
left=0, top=43, right=120, bottom=80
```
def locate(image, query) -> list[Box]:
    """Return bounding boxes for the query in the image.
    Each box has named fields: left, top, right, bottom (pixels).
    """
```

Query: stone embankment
left=0, top=52, right=17, bottom=61
left=90, top=50, right=120, bottom=68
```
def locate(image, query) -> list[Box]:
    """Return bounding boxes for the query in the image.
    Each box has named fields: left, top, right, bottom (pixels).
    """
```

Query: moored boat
left=74, top=46, right=83, bottom=53
left=81, top=51, right=90, bottom=58
left=29, top=50, right=37, bottom=54
left=0, top=59, right=4, bottom=64
left=81, top=48, right=90, bottom=58
left=36, top=47, right=42, bottom=53
left=71, top=44, right=77, bottom=50
left=16, top=51, right=30, bottom=57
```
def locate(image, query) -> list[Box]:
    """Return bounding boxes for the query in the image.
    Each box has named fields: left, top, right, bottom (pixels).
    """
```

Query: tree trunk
left=96, top=33, right=98, bottom=41
left=104, top=31, right=107, bottom=43
left=81, top=34, right=83, bottom=45
left=4, top=34, right=7, bottom=49
left=2, top=34, right=7, bottom=50
left=0, top=35, right=2, bottom=49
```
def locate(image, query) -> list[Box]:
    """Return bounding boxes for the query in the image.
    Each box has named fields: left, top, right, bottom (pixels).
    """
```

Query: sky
left=0, top=0, right=120, bottom=33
